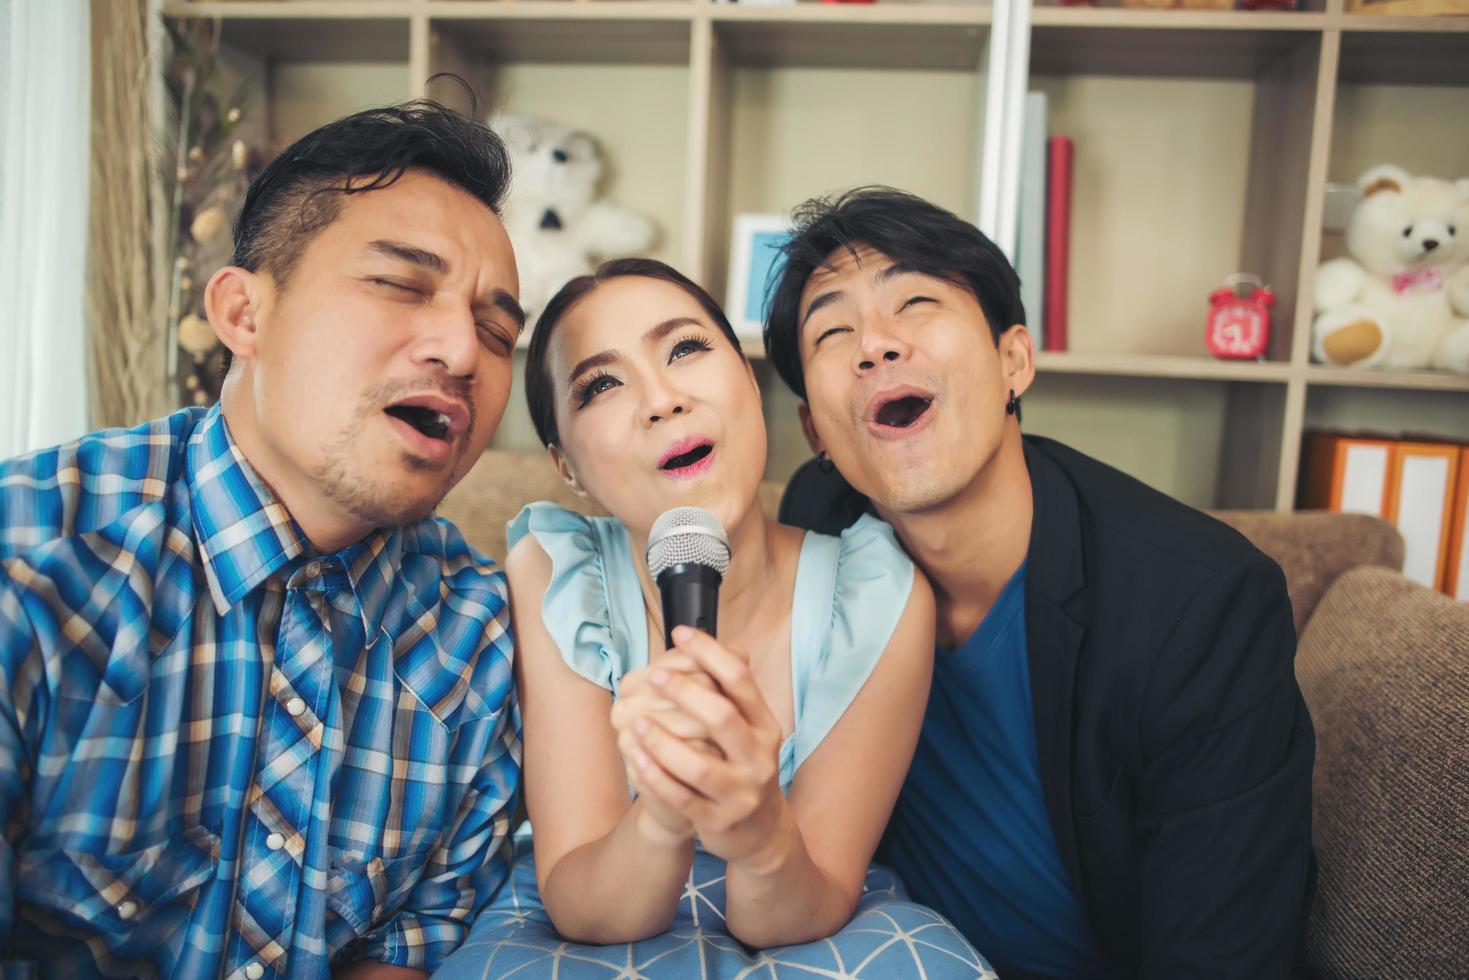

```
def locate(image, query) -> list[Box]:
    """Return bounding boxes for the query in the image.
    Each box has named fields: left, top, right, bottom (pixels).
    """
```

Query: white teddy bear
left=1312, top=164, right=1469, bottom=374
left=490, top=112, right=656, bottom=327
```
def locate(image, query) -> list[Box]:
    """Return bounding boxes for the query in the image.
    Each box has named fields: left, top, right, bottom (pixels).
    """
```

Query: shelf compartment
left=427, top=18, right=692, bottom=270
left=1026, top=372, right=1287, bottom=509
left=711, top=10, right=990, bottom=71
left=429, top=13, right=692, bottom=66
left=162, top=7, right=411, bottom=62
left=1031, top=30, right=1322, bottom=363
left=1303, top=384, right=1469, bottom=443
left=1030, top=11, right=1328, bottom=79
left=1335, top=24, right=1469, bottom=85
left=1321, top=38, right=1469, bottom=305
left=160, top=11, right=413, bottom=150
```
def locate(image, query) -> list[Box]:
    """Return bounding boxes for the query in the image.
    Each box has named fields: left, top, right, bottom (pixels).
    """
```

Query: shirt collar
left=188, top=406, right=308, bottom=614
left=186, top=406, right=402, bottom=641
left=335, top=528, right=403, bottom=644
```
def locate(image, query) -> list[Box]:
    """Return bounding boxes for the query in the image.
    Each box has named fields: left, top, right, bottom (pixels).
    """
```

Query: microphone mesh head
left=647, top=507, right=731, bottom=579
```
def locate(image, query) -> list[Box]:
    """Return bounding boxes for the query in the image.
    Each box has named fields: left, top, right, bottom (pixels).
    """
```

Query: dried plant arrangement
left=87, top=6, right=263, bottom=427
left=158, top=16, right=261, bottom=409
left=88, top=0, right=166, bottom=428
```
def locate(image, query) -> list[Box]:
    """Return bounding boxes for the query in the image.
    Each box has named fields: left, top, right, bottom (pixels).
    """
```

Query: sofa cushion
left=1295, top=566, right=1469, bottom=980
left=1212, top=511, right=1404, bottom=634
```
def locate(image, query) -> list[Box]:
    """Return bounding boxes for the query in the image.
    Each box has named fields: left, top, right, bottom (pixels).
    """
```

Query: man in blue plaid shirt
left=0, top=102, right=526, bottom=978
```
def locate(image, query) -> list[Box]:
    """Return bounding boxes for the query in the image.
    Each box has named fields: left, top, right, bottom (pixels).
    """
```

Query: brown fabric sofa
left=438, top=450, right=1468, bottom=980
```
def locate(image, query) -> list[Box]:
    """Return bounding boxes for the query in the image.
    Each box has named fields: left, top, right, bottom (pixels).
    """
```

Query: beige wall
left=270, top=62, right=410, bottom=149
left=1329, top=83, right=1469, bottom=184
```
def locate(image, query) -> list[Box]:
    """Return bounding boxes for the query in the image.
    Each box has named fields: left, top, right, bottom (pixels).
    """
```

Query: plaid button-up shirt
left=0, top=406, right=520, bottom=978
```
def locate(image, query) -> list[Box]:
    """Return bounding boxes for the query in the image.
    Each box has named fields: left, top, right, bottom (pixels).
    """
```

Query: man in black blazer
left=763, top=188, right=1314, bottom=979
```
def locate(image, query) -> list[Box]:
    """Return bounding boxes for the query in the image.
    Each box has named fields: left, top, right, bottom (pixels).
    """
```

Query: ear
left=203, top=266, right=266, bottom=365
left=547, top=443, right=588, bottom=498
left=1359, top=164, right=1409, bottom=198
left=797, top=402, right=825, bottom=458
left=999, top=323, right=1037, bottom=400
left=1457, top=178, right=1469, bottom=202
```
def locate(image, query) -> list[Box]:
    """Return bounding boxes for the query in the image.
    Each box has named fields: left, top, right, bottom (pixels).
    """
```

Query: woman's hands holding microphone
left=609, top=626, right=788, bottom=870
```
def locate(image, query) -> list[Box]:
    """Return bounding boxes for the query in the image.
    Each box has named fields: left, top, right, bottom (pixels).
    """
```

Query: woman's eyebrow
left=566, top=316, right=705, bottom=386
left=566, top=349, right=623, bottom=386
left=644, top=316, right=702, bottom=344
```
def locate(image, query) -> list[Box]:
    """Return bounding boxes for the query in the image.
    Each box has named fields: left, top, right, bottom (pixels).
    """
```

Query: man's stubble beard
left=313, top=384, right=470, bottom=531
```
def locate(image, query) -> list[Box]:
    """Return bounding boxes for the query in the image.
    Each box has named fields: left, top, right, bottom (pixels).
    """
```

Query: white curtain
left=0, top=0, right=91, bottom=460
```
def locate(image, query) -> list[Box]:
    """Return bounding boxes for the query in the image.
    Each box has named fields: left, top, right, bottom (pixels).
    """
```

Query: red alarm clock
left=1206, top=273, right=1274, bottom=360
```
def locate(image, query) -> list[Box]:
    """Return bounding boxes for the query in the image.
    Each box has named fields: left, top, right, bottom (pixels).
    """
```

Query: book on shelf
left=1016, top=92, right=1047, bottom=348
left=1301, top=431, right=1467, bottom=598
left=1443, top=447, right=1469, bottom=604
left=1044, top=135, right=1074, bottom=354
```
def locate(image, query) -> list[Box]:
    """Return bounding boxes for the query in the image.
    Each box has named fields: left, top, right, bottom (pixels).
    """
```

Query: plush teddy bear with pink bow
left=1312, top=164, right=1469, bottom=374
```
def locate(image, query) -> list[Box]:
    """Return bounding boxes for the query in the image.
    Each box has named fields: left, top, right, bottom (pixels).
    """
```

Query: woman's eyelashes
left=573, top=370, right=619, bottom=408
left=570, top=334, right=712, bottom=410
left=668, top=333, right=712, bottom=362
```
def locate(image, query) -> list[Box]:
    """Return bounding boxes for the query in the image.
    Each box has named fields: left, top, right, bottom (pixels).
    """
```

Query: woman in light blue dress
left=435, top=258, right=992, bottom=979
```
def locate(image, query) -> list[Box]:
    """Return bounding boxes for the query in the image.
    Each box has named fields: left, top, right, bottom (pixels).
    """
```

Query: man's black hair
left=762, top=186, right=1025, bottom=400
left=231, top=98, right=510, bottom=285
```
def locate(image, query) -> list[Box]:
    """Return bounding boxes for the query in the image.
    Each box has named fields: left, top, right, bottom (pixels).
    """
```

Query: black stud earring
left=1005, top=389, right=1022, bottom=422
left=817, top=451, right=836, bottom=475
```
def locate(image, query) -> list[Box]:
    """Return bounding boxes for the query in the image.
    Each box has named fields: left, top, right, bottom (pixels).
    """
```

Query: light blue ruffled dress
left=433, top=503, right=994, bottom=980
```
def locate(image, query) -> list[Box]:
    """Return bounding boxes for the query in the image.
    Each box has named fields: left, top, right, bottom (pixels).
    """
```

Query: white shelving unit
left=162, top=0, right=1469, bottom=510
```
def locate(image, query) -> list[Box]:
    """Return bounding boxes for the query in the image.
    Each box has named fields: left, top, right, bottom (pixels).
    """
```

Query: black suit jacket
left=780, top=435, right=1315, bottom=979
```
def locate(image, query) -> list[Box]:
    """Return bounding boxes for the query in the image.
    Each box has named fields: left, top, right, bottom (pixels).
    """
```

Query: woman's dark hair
left=763, top=186, right=1025, bottom=400
left=526, top=258, right=745, bottom=448
left=231, top=98, right=511, bottom=288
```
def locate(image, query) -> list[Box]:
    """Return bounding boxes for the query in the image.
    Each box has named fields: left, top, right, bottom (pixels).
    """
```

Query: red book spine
left=1044, top=136, right=1073, bottom=353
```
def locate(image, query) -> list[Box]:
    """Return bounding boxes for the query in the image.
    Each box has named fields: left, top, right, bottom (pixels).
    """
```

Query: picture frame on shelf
left=726, top=213, right=791, bottom=345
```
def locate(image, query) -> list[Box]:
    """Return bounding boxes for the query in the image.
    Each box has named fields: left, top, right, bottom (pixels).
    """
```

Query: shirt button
left=286, top=697, right=306, bottom=717
left=265, top=832, right=285, bottom=851
left=245, top=964, right=265, bottom=980
left=305, top=561, right=323, bottom=577
left=116, top=899, right=138, bottom=920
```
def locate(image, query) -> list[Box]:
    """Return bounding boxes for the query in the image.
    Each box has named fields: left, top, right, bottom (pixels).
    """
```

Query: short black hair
left=526, top=258, right=745, bottom=447
left=763, top=186, right=1025, bottom=400
left=232, top=98, right=511, bottom=287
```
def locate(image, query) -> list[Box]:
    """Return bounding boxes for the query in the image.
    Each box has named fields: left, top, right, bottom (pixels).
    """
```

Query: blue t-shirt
left=883, top=561, right=1106, bottom=977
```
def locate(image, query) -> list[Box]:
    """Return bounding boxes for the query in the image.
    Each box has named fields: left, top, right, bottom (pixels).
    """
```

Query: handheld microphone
left=646, top=507, right=731, bottom=650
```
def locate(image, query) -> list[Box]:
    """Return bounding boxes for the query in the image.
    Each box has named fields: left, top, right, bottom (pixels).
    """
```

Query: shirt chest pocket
left=326, top=842, right=436, bottom=935
left=18, top=825, right=219, bottom=935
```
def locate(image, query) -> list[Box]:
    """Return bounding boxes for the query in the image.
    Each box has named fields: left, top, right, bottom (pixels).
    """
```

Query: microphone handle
left=657, top=562, right=722, bottom=649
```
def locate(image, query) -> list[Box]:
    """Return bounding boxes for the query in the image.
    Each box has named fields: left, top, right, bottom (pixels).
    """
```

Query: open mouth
left=660, top=443, right=713, bottom=471
left=874, top=395, right=933, bottom=429
left=385, top=404, right=454, bottom=442
left=382, top=394, right=469, bottom=450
